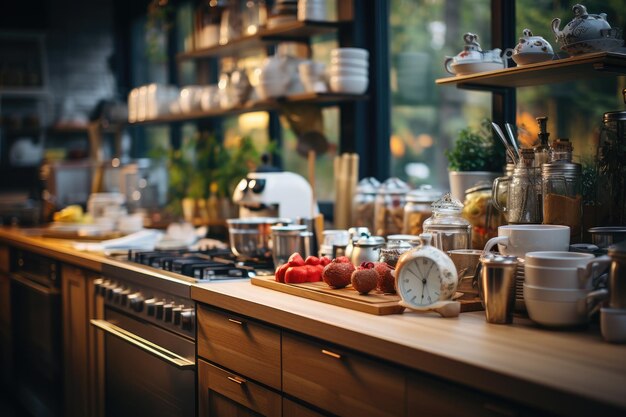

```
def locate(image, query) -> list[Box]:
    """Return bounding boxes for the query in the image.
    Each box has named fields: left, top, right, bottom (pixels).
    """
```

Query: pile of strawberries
left=274, top=253, right=396, bottom=295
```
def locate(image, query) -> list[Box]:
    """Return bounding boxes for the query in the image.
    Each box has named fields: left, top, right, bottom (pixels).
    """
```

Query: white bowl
left=523, top=283, right=590, bottom=302
left=331, top=48, right=369, bottom=61
left=329, top=66, right=368, bottom=77
left=525, top=296, right=588, bottom=327
left=329, top=75, right=368, bottom=94
left=256, top=82, right=288, bottom=99
left=330, top=57, right=369, bottom=69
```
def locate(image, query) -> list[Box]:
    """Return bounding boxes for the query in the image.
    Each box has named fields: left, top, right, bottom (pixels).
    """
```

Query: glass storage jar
left=374, top=177, right=410, bottom=237
left=402, top=185, right=443, bottom=236
left=352, top=177, right=380, bottom=232
left=422, top=193, right=471, bottom=252
left=542, top=160, right=582, bottom=242
left=493, top=151, right=542, bottom=224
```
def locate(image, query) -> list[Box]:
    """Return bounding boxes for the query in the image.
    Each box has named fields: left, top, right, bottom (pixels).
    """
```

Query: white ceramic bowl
left=256, top=82, right=289, bottom=99
left=524, top=264, right=594, bottom=290
left=525, top=296, right=588, bottom=327
left=523, top=283, right=590, bottom=302
left=330, top=57, right=369, bottom=69
left=329, top=66, right=368, bottom=77
left=331, top=48, right=369, bottom=61
left=329, top=75, right=368, bottom=94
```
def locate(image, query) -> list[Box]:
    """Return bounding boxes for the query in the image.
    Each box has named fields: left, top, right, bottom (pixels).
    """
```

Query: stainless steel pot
left=350, top=235, right=385, bottom=266
left=589, top=227, right=626, bottom=249
left=226, top=217, right=291, bottom=259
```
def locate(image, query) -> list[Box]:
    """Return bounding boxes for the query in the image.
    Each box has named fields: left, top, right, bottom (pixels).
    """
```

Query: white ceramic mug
left=483, top=225, right=570, bottom=258
left=525, top=251, right=611, bottom=289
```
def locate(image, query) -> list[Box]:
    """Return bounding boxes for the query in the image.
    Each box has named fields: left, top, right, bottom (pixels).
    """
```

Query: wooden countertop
left=192, top=281, right=626, bottom=417
left=1, top=227, right=625, bottom=416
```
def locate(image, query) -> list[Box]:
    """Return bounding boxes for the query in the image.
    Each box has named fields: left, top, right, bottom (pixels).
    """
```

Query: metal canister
left=608, top=240, right=626, bottom=309
left=542, top=160, right=582, bottom=242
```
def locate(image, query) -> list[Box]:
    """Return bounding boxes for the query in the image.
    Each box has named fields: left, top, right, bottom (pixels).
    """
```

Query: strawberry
left=287, top=253, right=305, bottom=267
left=275, top=263, right=290, bottom=283
left=319, top=256, right=332, bottom=266
left=305, top=256, right=320, bottom=266
left=304, top=265, right=322, bottom=282
left=285, top=266, right=309, bottom=284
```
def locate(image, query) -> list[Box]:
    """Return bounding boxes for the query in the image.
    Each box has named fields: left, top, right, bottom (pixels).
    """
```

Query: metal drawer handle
left=321, top=349, right=342, bottom=359
left=90, top=319, right=195, bottom=369
left=228, top=318, right=243, bottom=325
left=227, top=376, right=246, bottom=385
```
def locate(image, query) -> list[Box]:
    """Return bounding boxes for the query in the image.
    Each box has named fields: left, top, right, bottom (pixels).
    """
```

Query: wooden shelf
left=177, top=20, right=347, bottom=60
left=435, top=51, right=626, bottom=89
left=129, top=92, right=367, bottom=125
left=0, top=88, right=50, bottom=98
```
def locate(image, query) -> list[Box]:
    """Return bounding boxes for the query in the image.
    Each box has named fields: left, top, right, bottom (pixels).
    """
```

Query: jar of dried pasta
left=374, top=177, right=410, bottom=237
left=352, top=177, right=380, bottom=232
left=403, top=185, right=443, bottom=236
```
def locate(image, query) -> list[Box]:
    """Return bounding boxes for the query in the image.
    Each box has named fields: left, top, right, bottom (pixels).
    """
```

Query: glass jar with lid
left=374, top=177, right=410, bottom=237
left=403, top=185, right=443, bottom=236
left=542, top=160, right=582, bottom=242
left=352, top=177, right=380, bottom=232
left=422, top=193, right=471, bottom=252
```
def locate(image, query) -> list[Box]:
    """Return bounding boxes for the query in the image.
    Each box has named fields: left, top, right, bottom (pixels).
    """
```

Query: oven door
left=90, top=309, right=196, bottom=417
left=11, top=272, right=62, bottom=417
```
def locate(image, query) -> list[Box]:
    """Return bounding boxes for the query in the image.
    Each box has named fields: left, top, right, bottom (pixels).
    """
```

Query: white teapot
left=444, top=33, right=506, bottom=75
left=503, top=29, right=554, bottom=66
left=552, top=4, right=619, bottom=46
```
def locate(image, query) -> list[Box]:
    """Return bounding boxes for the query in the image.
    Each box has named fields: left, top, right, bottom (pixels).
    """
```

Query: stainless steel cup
left=270, top=225, right=309, bottom=267
left=479, top=253, right=518, bottom=324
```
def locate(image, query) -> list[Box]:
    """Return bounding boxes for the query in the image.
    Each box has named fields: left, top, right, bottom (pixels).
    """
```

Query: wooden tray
left=251, top=277, right=484, bottom=316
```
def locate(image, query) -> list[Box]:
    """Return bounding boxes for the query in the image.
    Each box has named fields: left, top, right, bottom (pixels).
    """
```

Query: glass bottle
left=534, top=116, right=550, bottom=167
left=374, top=177, right=410, bottom=237
left=352, top=177, right=380, bottom=232
left=403, top=185, right=443, bottom=236
left=550, top=138, right=573, bottom=162
left=422, top=193, right=471, bottom=252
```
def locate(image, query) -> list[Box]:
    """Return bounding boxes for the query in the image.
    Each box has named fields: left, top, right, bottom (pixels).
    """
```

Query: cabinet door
left=0, top=246, right=11, bottom=387
left=197, top=305, right=281, bottom=390
left=283, top=398, right=329, bottom=417
left=282, top=332, right=406, bottom=417
left=62, top=265, right=103, bottom=417
left=406, top=371, right=548, bottom=417
left=198, top=359, right=281, bottom=417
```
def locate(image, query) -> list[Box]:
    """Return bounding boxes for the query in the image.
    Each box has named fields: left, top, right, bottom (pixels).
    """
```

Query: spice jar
left=379, top=239, right=413, bottom=268
left=374, top=177, right=410, bottom=237
left=403, top=186, right=443, bottom=236
left=542, top=160, right=582, bottom=242
left=463, top=182, right=505, bottom=250
left=352, top=177, right=380, bottom=232
left=422, top=193, right=471, bottom=252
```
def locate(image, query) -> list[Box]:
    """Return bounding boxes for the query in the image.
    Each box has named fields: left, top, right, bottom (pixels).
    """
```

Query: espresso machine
left=232, top=171, right=318, bottom=219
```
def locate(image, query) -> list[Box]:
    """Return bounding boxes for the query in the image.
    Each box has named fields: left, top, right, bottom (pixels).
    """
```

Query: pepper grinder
left=534, top=116, right=550, bottom=167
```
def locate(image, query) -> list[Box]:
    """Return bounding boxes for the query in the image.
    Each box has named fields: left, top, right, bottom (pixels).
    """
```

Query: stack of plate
left=267, top=0, right=298, bottom=28
left=515, top=257, right=526, bottom=313
left=329, top=48, right=369, bottom=94
left=297, top=0, right=327, bottom=21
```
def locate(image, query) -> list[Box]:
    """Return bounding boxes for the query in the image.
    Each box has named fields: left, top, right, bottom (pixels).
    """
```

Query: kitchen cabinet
left=0, top=245, right=11, bottom=388
left=61, top=264, right=104, bottom=417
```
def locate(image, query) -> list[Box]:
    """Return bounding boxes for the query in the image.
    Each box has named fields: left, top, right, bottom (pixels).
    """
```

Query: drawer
left=282, top=332, right=405, bottom=417
left=198, top=359, right=281, bottom=417
left=197, top=305, right=281, bottom=389
left=283, top=398, right=329, bottom=417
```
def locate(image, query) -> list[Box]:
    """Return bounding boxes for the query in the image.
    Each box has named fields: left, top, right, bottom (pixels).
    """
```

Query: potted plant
left=445, top=120, right=506, bottom=201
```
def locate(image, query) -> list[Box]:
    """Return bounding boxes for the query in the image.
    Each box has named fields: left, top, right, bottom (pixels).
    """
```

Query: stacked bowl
left=329, top=48, right=369, bottom=94
left=297, top=0, right=327, bottom=21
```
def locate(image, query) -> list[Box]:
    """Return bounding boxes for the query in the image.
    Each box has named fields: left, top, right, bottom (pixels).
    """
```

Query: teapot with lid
left=551, top=4, right=623, bottom=53
left=505, top=29, right=554, bottom=66
left=444, top=33, right=506, bottom=75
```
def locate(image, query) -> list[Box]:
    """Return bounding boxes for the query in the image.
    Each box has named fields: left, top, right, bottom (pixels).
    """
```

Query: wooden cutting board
left=251, top=276, right=485, bottom=316
left=251, top=276, right=405, bottom=315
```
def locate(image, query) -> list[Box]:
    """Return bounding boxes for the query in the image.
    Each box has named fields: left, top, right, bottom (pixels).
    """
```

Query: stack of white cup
left=328, top=48, right=369, bottom=94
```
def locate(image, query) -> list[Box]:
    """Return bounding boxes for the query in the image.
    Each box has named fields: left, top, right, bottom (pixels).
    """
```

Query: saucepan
left=227, top=217, right=292, bottom=259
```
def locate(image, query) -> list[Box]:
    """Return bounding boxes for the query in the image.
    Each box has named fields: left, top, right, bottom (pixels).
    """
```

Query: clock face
left=398, top=257, right=442, bottom=307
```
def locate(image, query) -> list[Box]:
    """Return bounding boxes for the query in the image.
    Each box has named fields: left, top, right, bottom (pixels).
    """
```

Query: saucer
left=561, top=38, right=624, bottom=55
left=450, top=61, right=504, bottom=75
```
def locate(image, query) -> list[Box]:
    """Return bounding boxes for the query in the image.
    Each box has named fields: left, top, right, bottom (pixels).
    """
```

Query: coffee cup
left=601, top=308, right=626, bottom=343
left=525, top=251, right=611, bottom=290
left=483, top=225, right=570, bottom=258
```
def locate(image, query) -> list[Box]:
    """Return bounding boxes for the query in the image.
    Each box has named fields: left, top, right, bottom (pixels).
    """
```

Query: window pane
left=390, top=0, right=492, bottom=188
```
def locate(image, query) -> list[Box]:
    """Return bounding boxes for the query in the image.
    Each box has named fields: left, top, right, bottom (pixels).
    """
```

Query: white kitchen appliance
left=232, top=171, right=318, bottom=219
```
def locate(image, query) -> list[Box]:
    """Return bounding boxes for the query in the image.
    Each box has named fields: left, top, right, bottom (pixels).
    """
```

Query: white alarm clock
left=394, top=233, right=460, bottom=317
